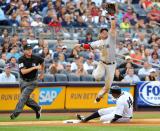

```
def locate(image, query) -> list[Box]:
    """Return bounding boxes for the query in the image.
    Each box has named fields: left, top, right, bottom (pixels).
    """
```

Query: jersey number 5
left=127, top=97, right=133, bottom=108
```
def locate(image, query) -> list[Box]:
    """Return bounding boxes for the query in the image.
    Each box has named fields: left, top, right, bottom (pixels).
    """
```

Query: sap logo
left=139, top=81, right=160, bottom=106
left=39, top=88, right=62, bottom=105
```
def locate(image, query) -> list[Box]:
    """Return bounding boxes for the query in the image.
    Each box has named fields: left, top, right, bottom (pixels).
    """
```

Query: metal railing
left=0, top=26, right=160, bottom=40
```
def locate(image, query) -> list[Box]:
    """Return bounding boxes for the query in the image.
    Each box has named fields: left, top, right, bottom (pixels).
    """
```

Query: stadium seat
left=33, top=48, right=40, bottom=54
left=139, top=75, right=146, bottom=81
left=87, top=69, right=93, bottom=74
left=134, top=68, right=140, bottom=75
left=0, top=69, right=3, bottom=74
left=43, top=74, right=55, bottom=82
left=80, top=75, right=94, bottom=81
left=67, top=73, right=80, bottom=81
left=118, top=3, right=128, bottom=11
left=48, top=43, right=56, bottom=50
left=79, top=51, right=89, bottom=58
left=66, top=58, right=75, bottom=63
left=55, top=73, right=68, bottom=82
left=11, top=71, right=19, bottom=80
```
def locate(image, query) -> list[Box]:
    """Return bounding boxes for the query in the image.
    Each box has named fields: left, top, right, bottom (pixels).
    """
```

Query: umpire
left=10, top=44, right=45, bottom=120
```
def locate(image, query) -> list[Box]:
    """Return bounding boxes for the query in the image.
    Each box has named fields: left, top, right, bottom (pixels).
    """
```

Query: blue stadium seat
left=33, top=48, right=40, bottom=54
left=87, top=69, right=93, bottom=74
left=66, top=58, right=75, bottom=63
left=55, top=73, right=68, bottom=82
left=43, top=74, right=55, bottom=82
left=80, top=75, right=94, bottom=81
left=134, top=68, right=140, bottom=75
left=11, top=71, right=19, bottom=80
left=48, top=43, right=56, bottom=50
left=139, top=75, right=146, bottom=81
left=67, top=73, right=80, bottom=81
left=79, top=51, right=89, bottom=59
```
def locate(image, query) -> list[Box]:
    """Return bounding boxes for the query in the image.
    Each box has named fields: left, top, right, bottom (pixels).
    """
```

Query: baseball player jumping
left=75, top=16, right=116, bottom=102
left=77, top=86, right=133, bottom=123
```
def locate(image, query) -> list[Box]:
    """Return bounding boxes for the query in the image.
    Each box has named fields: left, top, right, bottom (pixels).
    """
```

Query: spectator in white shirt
left=123, top=67, right=140, bottom=83
left=83, top=56, right=95, bottom=71
left=27, top=33, right=38, bottom=46
left=0, top=64, right=16, bottom=82
left=138, top=61, right=155, bottom=76
left=116, top=42, right=128, bottom=56
left=0, top=53, right=7, bottom=67
left=71, top=56, right=84, bottom=72
left=31, top=14, right=44, bottom=27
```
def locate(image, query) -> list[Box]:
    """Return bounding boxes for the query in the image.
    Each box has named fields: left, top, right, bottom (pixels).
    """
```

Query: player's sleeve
left=81, top=40, right=104, bottom=49
left=90, top=40, right=104, bottom=48
left=18, top=58, right=25, bottom=69
left=107, top=32, right=116, bottom=45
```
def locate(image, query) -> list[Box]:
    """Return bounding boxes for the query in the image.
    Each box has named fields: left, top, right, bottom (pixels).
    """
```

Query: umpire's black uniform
left=10, top=44, right=44, bottom=119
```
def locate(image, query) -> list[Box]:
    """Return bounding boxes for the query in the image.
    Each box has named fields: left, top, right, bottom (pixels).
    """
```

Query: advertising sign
left=0, top=86, right=65, bottom=111
left=137, top=81, right=160, bottom=106
left=65, top=85, right=135, bottom=109
left=39, top=87, right=65, bottom=109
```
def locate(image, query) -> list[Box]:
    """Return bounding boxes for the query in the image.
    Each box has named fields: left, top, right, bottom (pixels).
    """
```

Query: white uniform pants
left=93, top=61, right=116, bottom=98
left=98, top=107, right=131, bottom=123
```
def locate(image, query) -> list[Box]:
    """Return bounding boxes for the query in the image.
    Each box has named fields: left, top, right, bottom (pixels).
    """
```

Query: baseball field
left=0, top=112, right=160, bottom=131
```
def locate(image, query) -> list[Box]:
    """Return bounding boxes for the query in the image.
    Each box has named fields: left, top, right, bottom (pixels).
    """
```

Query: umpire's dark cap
left=23, top=44, right=32, bottom=50
left=109, top=86, right=121, bottom=95
left=100, top=28, right=108, bottom=33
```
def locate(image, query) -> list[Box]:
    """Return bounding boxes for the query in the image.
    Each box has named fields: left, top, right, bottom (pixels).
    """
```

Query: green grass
left=0, top=126, right=160, bottom=131
left=133, top=113, right=160, bottom=119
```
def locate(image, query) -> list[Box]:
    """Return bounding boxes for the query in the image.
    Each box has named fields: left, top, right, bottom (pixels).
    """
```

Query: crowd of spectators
left=0, top=0, right=160, bottom=83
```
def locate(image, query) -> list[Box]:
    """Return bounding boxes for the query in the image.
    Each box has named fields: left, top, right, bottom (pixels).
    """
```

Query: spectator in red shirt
left=91, top=2, right=99, bottom=17
left=48, top=16, right=62, bottom=32
left=147, top=5, right=160, bottom=23
left=130, top=47, right=143, bottom=65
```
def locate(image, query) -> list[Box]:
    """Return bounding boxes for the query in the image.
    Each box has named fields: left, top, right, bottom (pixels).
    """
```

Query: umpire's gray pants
left=13, top=80, right=40, bottom=114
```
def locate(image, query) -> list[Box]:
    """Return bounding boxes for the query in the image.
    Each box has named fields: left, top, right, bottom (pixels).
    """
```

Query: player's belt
left=101, top=60, right=115, bottom=65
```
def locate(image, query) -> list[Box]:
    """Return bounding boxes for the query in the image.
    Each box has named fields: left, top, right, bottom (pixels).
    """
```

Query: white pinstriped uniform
left=98, top=91, right=133, bottom=123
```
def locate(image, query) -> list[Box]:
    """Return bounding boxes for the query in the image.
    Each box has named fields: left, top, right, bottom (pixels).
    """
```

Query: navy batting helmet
left=109, top=86, right=121, bottom=95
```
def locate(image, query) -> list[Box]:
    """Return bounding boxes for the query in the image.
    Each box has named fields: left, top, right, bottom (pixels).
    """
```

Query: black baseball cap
left=23, top=44, right=32, bottom=50
left=109, top=86, right=121, bottom=95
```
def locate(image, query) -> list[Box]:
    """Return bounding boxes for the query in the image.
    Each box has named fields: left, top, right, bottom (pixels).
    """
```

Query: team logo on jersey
left=139, top=81, right=160, bottom=106
left=19, top=63, right=24, bottom=68
left=39, top=88, right=62, bottom=105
